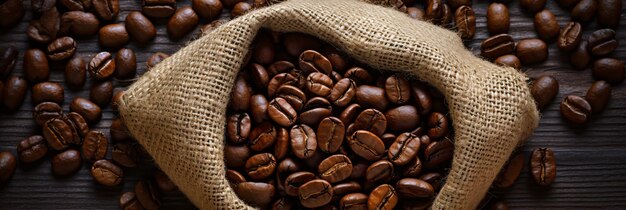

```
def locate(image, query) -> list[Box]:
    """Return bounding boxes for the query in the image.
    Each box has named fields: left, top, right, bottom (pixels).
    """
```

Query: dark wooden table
left=0, top=0, right=624, bottom=209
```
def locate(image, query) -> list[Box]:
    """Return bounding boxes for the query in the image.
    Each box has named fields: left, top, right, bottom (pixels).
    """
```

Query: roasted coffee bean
left=65, top=56, right=86, bottom=90
left=276, top=159, right=301, bottom=188
left=340, top=193, right=368, bottom=210
left=146, top=52, right=169, bottom=70
left=560, top=95, right=591, bottom=125
left=353, top=109, right=387, bottom=137
left=110, top=117, right=133, bottom=142
left=111, top=91, right=124, bottom=112
left=366, top=160, right=394, bottom=183
left=231, top=75, right=251, bottom=111
left=424, top=140, right=454, bottom=168
left=557, top=22, right=582, bottom=51
left=59, top=0, right=91, bottom=11
left=494, top=54, right=521, bottom=69
left=396, top=178, right=435, bottom=198
left=332, top=182, right=362, bottom=202
left=516, top=38, right=548, bottom=65
left=425, top=0, right=444, bottom=24
left=386, top=105, right=419, bottom=131
left=597, top=0, right=621, bottom=28
left=587, top=29, right=618, bottom=57
left=426, top=112, right=449, bottom=138
left=290, top=124, right=317, bottom=159
left=154, top=170, right=177, bottom=192
left=89, top=52, right=115, bottom=80
left=99, top=24, right=129, bottom=49
left=227, top=113, right=251, bottom=144
left=125, top=11, right=156, bottom=44
left=245, top=153, right=276, bottom=180
left=329, top=78, right=356, bottom=107
left=402, top=155, right=423, bottom=177
left=142, top=0, right=176, bottom=18
left=339, top=103, right=362, bottom=126
left=307, top=72, right=334, bottom=97
left=89, top=80, right=113, bottom=106
left=317, top=117, right=345, bottom=153
left=534, top=10, right=559, bottom=41
left=348, top=130, right=385, bottom=161
left=268, top=61, right=296, bottom=76
left=0, top=151, right=16, bottom=185
left=31, top=0, right=56, bottom=15
left=592, top=58, right=624, bottom=85
left=531, top=75, right=559, bottom=110
left=350, top=161, right=368, bottom=180
left=120, top=192, right=143, bottom=210
left=192, top=0, right=222, bottom=20
left=298, top=179, right=333, bottom=208
left=93, top=0, right=119, bottom=20
left=17, top=135, right=48, bottom=164
left=487, top=3, right=510, bottom=35
left=26, top=8, right=59, bottom=44
left=530, top=148, right=556, bottom=186
left=385, top=75, right=411, bottom=104
left=344, top=67, right=373, bottom=85
left=494, top=152, right=524, bottom=189
left=2, top=76, right=27, bottom=111
left=60, top=11, right=100, bottom=36
left=480, top=34, right=515, bottom=60
left=318, top=154, right=352, bottom=183
left=82, top=130, right=108, bottom=162
left=224, top=144, right=250, bottom=168
left=407, top=7, right=425, bottom=20
left=267, top=97, right=297, bottom=127
left=248, top=121, right=276, bottom=151
left=0, top=0, right=25, bottom=28
left=231, top=2, right=251, bottom=18
left=299, top=97, right=333, bottom=126
left=284, top=171, right=316, bottom=196
left=388, top=133, right=421, bottom=166
left=441, top=4, right=454, bottom=27
left=570, top=41, right=590, bottom=70
left=32, top=82, right=64, bottom=105
left=112, top=143, right=138, bottom=167
left=274, top=128, right=290, bottom=160
left=276, top=85, right=306, bottom=111
left=67, top=112, right=89, bottom=140
left=585, top=81, right=612, bottom=113
left=0, top=47, right=17, bottom=79
left=322, top=47, right=349, bottom=73
left=47, top=37, right=76, bottom=61
left=268, top=71, right=307, bottom=97
left=283, top=33, right=322, bottom=57
left=571, top=0, right=597, bottom=23
left=299, top=50, right=333, bottom=76
left=520, top=0, right=546, bottom=12
left=51, top=149, right=81, bottom=177
left=70, top=97, right=102, bottom=124
left=33, top=102, right=62, bottom=126
left=92, top=159, right=123, bottom=186
left=135, top=179, right=160, bottom=210
left=167, top=6, right=199, bottom=40
left=252, top=35, right=276, bottom=67
left=249, top=94, right=269, bottom=124
left=115, top=48, right=137, bottom=79
left=455, top=6, right=475, bottom=39
left=250, top=64, right=270, bottom=89
left=236, top=182, right=275, bottom=207
left=419, top=172, right=443, bottom=191
left=368, top=184, right=398, bottom=210
left=43, top=118, right=74, bottom=150
left=226, top=169, right=246, bottom=187
left=24, top=49, right=50, bottom=84
left=355, top=85, right=389, bottom=111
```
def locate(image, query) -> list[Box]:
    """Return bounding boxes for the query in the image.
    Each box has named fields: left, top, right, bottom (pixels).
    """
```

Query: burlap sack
left=118, top=0, right=540, bottom=209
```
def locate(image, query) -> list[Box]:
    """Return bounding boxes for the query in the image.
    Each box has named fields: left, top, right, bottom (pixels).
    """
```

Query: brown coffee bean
left=224, top=144, right=250, bottom=168
left=516, top=38, right=548, bottom=65
left=419, top=172, right=443, bottom=191
left=146, top=52, right=169, bottom=70
left=344, top=67, right=373, bottom=85
left=366, top=160, right=394, bottom=183
left=32, top=82, right=64, bottom=105
left=531, top=75, right=559, bottom=110
left=65, top=56, right=86, bottom=90
left=142, top=0, right=176, bottom=18
left=24, top=49, right=50, bottom=84
left=93, top=0, right=119, bottom=20
left=455, top=6, right=475, bottom=39
left=192, top=0, right=222, bottom=20
left=353, top=109, right=387, bottom=137
left=226, top=169, right=246, bottom=187
left=134, top=179, right=161, bottom=210
left=557, top=22, right=582, bottom=51
left=59, top=0, right=91, bottom=11
left=480, top=34, right=515, bottom=60
left=283, top=33, right=322, bottom=57
left=51, top=149, right=81, bottom=177
left=298, top=179, right=333, bottom=208
left=26, top=8, right=59, bottom=44
left=338, top=103, right=362, bottom=126
left=396, top=178, right=435, bottom=198
left=0, top=0, right=25, bottom=28
left=236, top=182, right=275, bottom=207
left=368, top=184, right=398, bottom=210
left=487, top=3, right=510, bottom=35
left=426, top=112, right=449, bottom=139
left=388, top=133, right=421, bottom=166
left=251, top=32, right=275, bottom=66
left=348, top=130, right=385, bottom=161
left=530, top=148, right=556, bottom=186
left=520, top=0, right=546, bottom=12
left=2, top=76, right=26, bottom=111
left=329, top=78, right=356, bottom=107
left=226, top=113, right=251, bottom=144
left=402, top=155, right=423, bottom=177
left=59, top=11, right=99, bottom=36
left=299, top=97, right=333, bottom=126
left=120, top=192, right=143, bottom=210
left=284, top=171, right=316, bottom=196
left=47, top=37, right=76, bottom=61
left=276, top=85, right=306, bottom=112
left=0, top=151, right=17, bottom=185
left=386, top=105, right=419, bottom=132
left=570, top=41, right=591, bottom=70
left=0, top=47, right=17, bottom=79
left=385, top=75, right=411, bottom=104
left=89, top=81, right=113, bottom=107
left=494, top=54, right=521, bottom=69
left=340, top=193, right=368, bottom=210
left=167, top=6, right=199, bottom=40
left=274, top=127, right=290, bottom=160
left=231, top=2, right=251, bottom=18
left=318, top=154, right=352, bottom=183
left=89, top=52, right=115, bottom=80
left=248, top=121, right=276, bottom=151
left=534, top=10, right=560, bottom=41
left=424, top=139, right=454, bottom=168
left=16, top=135, right=48, bottom=164
left=231, top=75, right=251, bottom=111
left=82, top=130, right=108, bottom=162
left=585, top=80, right=612, bottom=113
left=125, top=11, right=156, bottom=44
left=571, top=0, right=597, bottom=23
left=91, top=159, right=123, bottom=186
left=111, top=90, right=124, bottom=112
left=245, top=153, right=276, bottom=180
left=250, top=64, right=270, bottom=89
left=249, top=94, right=269, bottom=124
left=110, top=117, right=133, bottom=142
left=408, top=7, right=425, bottom=20
left=332, top=182, right=362, bottom=202
left=70, top=97, right=102, bottom=124
left=115, top=48, right=137, bottom=79
left=317, top=117, right=345, bottom=153
left=307, top=72, right=334, bottom=97
left=593, top=58, right=624, bottom=85
left=597, top=0, right=621, bottom=28
left=268, top=61, right=295, bottom=76
left=425, top=0, right=444, bottom=24
left=290, top=124, right=317, bottom=159
left=494, top=152, right=524, bottom=189
left=32, top=102, right=62, bottom=127
left=112, top=143, right=138, bottom=168
left=355, top=85, right=389, bottom=111
left=267, top=97, right=297, bottom=127
left=43, top=118, right=74, bottom=150
left=587, top=29, right=618, bottom=57
left=299, top=50, right=333, bottom=75
left=99, top=24, right=129, bottom=49
left=560, top=95, right=591, bottom=125
left=67, top=112, right=89, bottom=140
left=155, top=170, right=177, bottom=192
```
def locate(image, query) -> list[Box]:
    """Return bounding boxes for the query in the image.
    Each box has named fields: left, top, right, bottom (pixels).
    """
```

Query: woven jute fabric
left=118, top=0, right=539, bottom=209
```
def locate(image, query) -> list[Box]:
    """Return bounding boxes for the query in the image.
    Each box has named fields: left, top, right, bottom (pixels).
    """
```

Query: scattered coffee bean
left=17, top=135, right=48, bottom=164
left=516, top=38, right=548, bottom=65
left=92, top=159, right=123, bottom=186
left=146, top=52, right=169, bottom=70
left=231, top=2, right=251, bottom=18
left=32, top=82, right=64, bottom=105
left=560, top=95, right=591, bottom=125
left=134, top=179, right=160, bottom=210
left=93, top=0, right=119, bottom=20
left=530, top=148, right=556, bottom=186
left=340, top=193, right=368, bottom=210
left=52, top=149, right=82, bottom=177
left=534, top=10, right=560, bottom=41
left=0, top=0, right=25, bottom=28
left=3, top=76, right=28, bottom=111
left=70, top=97, right=102, bottom=124
left=60, top=11, right=100, bottom=36
left=33, top=102, right=63, bottom=126
left=82, top=130, right=109, bottom=162
left=24, top=48, right=50, bottom=84
left=245, top=153, right=276, bottom=180
left=43, top=118, right=75, bottom=150
left=65, top=56, right=86, bottom=89
left=388, top=133, right=421, bottom=166
left=318, top=154, right=353, bottom=183
left=494, top=152, right=525, bottom=188
left=192, top=0, right=222, bottom=20
left=99, top=24, right=129, bottom=49
left=110, top=117, right=133, bottom=142
left=487, top=3, right=510, bottom=35
left=592, top=58, right=624, bottom=85
left=423, top=139, right=454, bottom=168
left=0, top=46, right=18, bottom=79
left=26, top=8, right=59, bottom=44
left=115, top=48, right=137, bottom=79
left=455, top=6, right=476, bottom=39
left=396, top=178, right=435, bottom=198
left=47, top=36, right=76, bottom=61
left=557, top=22, right=582, bottom=51
left=235, top=182, right=274, bottom=208
left=112, top=143, right=138, bottom=168
left=290, top=124, right=317, bottom=159
left=298, top=179, right=333, bottom=208
left=142, top=0, right=176, bottom=18
left=407, top=7, right=425, bottom=20
left=224, top=144, right=251, bottom=168
left=571, top=0, right=597, bottom=23
left=90, top=81, right=114, bottom=107
left=0, top=151, right=17, bottom=185
left=531, top=75, right=559, bottom=110
left=587, top=29, right=618, bottom=57
left=481, top=34, right=515, bottom=60
left=597, top=0, right=621, bottom=28
left=585, top=81, right=612, bottom=113
left=120, top=192, right=144, bottom=210
left=368, top=184, right=398, bottom=210
left=520, top=0, right=546, bottom=12
left=570, top=41, right=591, bottom=70
left=125, top=11, right=156, bottom=44
left=167, top=6, right=199, bottom=40
left=494, top=54, right=521, bottom=69
left=299, top=50, right=333, bottom=76
left=89, top=52, right=116, bottom=80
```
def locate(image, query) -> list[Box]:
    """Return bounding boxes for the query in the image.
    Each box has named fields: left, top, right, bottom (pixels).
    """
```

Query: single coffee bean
left=570, top=41, right=590, bottom=70
left=224, top=144, right=250, bottom=168
left=423, top=139, right=454, bottom=168
left=0, top=0, right=25, bottom=28
left=268, top=61, right=296, bottom=76
left=250, top=64, right=270, bottom=89
left=571, top=0, right=597, bottom=23
left=32, top=82, right=64, bottom=105
left=236, top=182, right=275, bottom=207
left=248, top=121, right=276, bottom=151
left=396, top=178, right=435, bottom=198
left=340, top=193, right=368, bottom=210
left=231, top=75, right=251, bottom=111
left=455, top=6, right=475, bottom=39
left=534, top=10, right=560, bottom=41
left=426, top=112, right=449, bottom=138
left=24, top=49, right=50, bottom=84
left=82, top=130, right=109, bottom=162
left=402, top=155, right=423, bottom=177
left=65, top=56, right=86, bottom=90
left=112, top=143, right=138, bottom=167
left=92, top=159, right=123, bottom=186
left=142, top=0, right=176, bottom=18
left=557, top=22, right=582, bottom=51
left=368, top=184, right=398, bottom=210
left=2, top=76, right=27, bottom=111
left=348, top=130, right=385, bottom=161
left=516, top=38, right=548, bottom=65
left=47, top=37, right=76, bottom=61
left=353, top=109, right=387, bottom=137
left=245, top=153, right=276, bottom=180
left=487, top=3, right=510, bottom=35
left=192, top=0, right=222, bottom=20
left=0, top=151, right=16, bottom=185
left=120, top=192, right=144, bottom=210
left=274, top=127, right=289, bottom=160
left=425, top=0, right=444, bottom=24
left=252, top=33, right=275, bottom=67
left=407, top=7, right=425, bottom=20
left=344, top=67, right=373, bottom=85
left=520, top=0, right=546, bottom=12
left=386, top=105, right=419, bottom=132
left=249, top=94, right=269, bottom=123
left=125, top=11, right=156, bottom=44
left=115, top=48, right=137, bottom=79
left=592, top=58, right=624, bottom=85
left=67, top=112, right=89, bottom=140
left=299, top=179, right=333, bottom=208
left=284, top=171, right=316, bottom=196
left=366, top=160, right=394, bottom=183
left=339, top=103, right=362, bottom=126
left=26, top=8, right=59, bottom=44
left=99, top=24, right=129, bottom=49
left=307, top=72, right=334, bottom=97
left=59, top=0, right=92, bottom=11
left=317, top=117, right=346, bottom=153
left=70, top=97, right=102, bottom=124
left=318, top=154, right=353, bottom=183
left=227, top=113, right=251, bottom=144
left=299, top=50, right=333, bottom=76
left=587, top=29, right=618, bottom=57
left=60, top=11, right=99, bottom=37
left=480, top=34, right=515, bottom=60
left=276, top=85, right=306, bottom=112
left=146, top=52, right=169, bottom=70
left=355, top=85, right=389, bottom=112
left=290, top=124, right=317, bottom=159
left=231, top=2, right=251, bottom=18
left=388, top=133, right=421, bottom=166
left=328, top=78, right=357, bottom=107
left=530, top=148, right=556, bottom=186
left=134, top=179, right=161, bottom=210
left=299, top=97, right=333, bottom=126
left=17, top=135, right=48, bottom=164
left=332, top=182, right=362, bottom=202
left=51, top=149, right=82, bottom=177
left=597, top=0, right=621, bottom=28
left=283, top=33, right=322, bottom=57
left=154, top=170, right=177, bottom=192
left=585, top=80, right=612, bottom=113
left=226, top=169, right=246, bottom=187
left=419, top=172, right=443, bottom=190
left=167, top=6, right=199, bottom=40
left=93, top=0, right=119, bottom=20
left=560, top=95, right=592, bottom=125
left=494, top=152, right=524, bottom=189
left=0, top=46, right=17, bottom=79
left=494, top=54, right=521, bottom=69
left=110, top=117, right=133, bottom=142
left=530, top=75, right=559, bottom=110
left=385, top=75, right=411, bottom=104
left=89, top=52, right=116, bottom=80
left=267, top=97, right=297, bottom=127
left=43, top=118, right=74, bottom=150
left=111, top=91, right=124, bottom=112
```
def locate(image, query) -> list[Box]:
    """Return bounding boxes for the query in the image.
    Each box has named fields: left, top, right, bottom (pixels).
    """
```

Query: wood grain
left=0, top=0, right=625, bottom=209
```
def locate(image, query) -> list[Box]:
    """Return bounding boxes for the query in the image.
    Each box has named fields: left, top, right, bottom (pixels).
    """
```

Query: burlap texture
left=118, top=0, right=540, bottom=209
